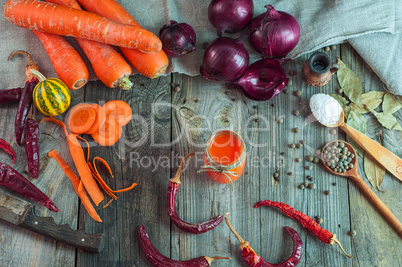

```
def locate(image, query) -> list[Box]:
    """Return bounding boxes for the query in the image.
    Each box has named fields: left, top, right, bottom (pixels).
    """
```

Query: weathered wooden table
left=0, top=44, right=401, bottom=267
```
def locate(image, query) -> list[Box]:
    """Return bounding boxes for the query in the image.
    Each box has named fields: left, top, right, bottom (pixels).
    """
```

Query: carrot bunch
left=67, top=100, right=132, bottom=147
left=4, top=0, right=168, bottom=90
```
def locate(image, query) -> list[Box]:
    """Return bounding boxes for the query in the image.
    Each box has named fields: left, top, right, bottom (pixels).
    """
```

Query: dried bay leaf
left=364, top=153, right=386, bottom=190
left=383, top=92, right=402, bottom=115
left=346, top=109, right=366, bottom=157
left=350, top=91, right=384, bottom=114
left=371, top=110, right=402, bottom=131
left=337, top=58, right=363, bottom=106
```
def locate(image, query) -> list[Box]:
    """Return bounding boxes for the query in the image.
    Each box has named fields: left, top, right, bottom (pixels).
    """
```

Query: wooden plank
left=0, top=88, right=84, bottom=266
left=76, top=74, right=172, bottom=266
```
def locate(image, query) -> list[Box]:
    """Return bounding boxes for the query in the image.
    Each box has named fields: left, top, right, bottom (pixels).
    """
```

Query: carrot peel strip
left=93, top=157, right=114, bottom=178
left=48, top=149, right=102, bottom=222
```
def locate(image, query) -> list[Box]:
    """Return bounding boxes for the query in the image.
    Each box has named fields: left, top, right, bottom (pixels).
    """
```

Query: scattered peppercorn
left=332, top=182, right=336, bottom=186
left=296, top=143, right=302, bottom=148
left=306, top=175, right=313, bottom=181
left=294, top=90, right=302, bottom=97
left=324, top=190, right=332, bottom=195
left=313, top=157, right=320, bottom=164
left=303, top=182, right=309, bottom=187
left=307, top=183, right=316, bottom=189
left=324, top=46, right=330, bottom=51
left=337, top=88, right=343, bottom=94
left=295, top=158, right=301, bottom=163
left=305, top=166, right=311, bottom=170
left=297, top=184, right=305, bottom=189
left=317, top=217, right=323, bottom=224
left=292, top=110, right=300, bottom=116
left=293, top=127, right=300, bottom=133
left=280, top=152, right=285, bottom=155
left=329, top=129, right=337, bottom=135
left=306, top=155, right=314, bottom=162
left=288, top=172, right=293, bottom=176
left=277, top=118, right=284, bottom=124
left=300, top=139, right=306, bottom=144
left=289, top=144, right=295, bottom=148
left=348, top=230, right=356, bottom=237
left=283, top=89, right=289, bottom=94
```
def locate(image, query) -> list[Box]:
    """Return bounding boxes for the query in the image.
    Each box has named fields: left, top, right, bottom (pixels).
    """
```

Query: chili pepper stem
left=204, top=256, right=232, bottom=266
left=224, top=213, right=249, bottom=250
left=169, top=152, right=196, bottom=184
left=330, top=234, right=352, bottom=258
left=9, top=50, right=36, bottom=66
left=30, top=69, right=47, bottom=83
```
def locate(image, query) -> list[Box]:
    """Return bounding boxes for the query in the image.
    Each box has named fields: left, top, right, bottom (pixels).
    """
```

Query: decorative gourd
left=30, top=69, right=71, bottom=116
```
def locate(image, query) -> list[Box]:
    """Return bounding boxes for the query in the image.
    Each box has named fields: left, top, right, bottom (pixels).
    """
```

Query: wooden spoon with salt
left=312, top=100, right=402, bottom=182
left=322, top=140, right=402, bottom=236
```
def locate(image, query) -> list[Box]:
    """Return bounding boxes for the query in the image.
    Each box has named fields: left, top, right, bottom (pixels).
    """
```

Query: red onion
left=249, top=5, right=300, bottom=58
left=200, top=37, right=249, bottom=82
left=234, top=58, right=289, bottom=101
left=159, top=20, right=196, bottom=58
left=208, top=0, right=254, bottom=36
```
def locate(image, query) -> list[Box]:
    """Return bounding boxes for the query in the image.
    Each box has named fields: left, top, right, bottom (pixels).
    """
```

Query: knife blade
left=0, top=192, right=104, bottom=253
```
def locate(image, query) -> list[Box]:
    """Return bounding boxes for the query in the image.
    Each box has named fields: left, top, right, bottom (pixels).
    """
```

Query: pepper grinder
left=302, top=52, right=339, bottom=87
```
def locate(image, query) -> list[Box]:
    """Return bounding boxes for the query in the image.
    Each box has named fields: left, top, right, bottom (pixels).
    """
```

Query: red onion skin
left=200, top=37, right=249, bottom=82
left=208, top=0, right=254, bottom=36
left=249, top=5, right=300, bottom=58
left=234, top=58, right=289, bottom=101
left=159, top=20, right=196, bottom=58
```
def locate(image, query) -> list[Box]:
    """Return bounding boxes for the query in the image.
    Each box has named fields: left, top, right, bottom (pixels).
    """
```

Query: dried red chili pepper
left=0, top=162, right=58, bottom=212
left=225, top=214, right=303, bottom=267
left=8, top=51, right=39, bottom=146
left=254, top=200, right=352, bottom=258
left=0, top=88, right=21, bottom=104
left=0, top=139, right=17, bottom=164
left=24, top=118, right=40, bottom=178
left=138, top=224, right=231, bottom=266
left=168, top=153, right=223, bottom=234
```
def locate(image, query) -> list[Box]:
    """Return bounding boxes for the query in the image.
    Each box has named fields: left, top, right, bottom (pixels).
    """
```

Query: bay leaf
left=371, top=110, right=402, bottom=131
left=329, top=94, right=351, bottom=118
left=337, top=58, right=363, bottom=106
left=383, top=92, right=402, bottom=115
left=350, top=91, right=384, bottom=114
left=346, top=109, right=366, bottom=157
left=364, top=153, right=386, bottom=190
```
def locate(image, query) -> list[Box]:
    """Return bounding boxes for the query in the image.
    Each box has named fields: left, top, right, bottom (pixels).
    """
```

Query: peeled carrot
left=41, top=117, right=104, bottom=205
left=103, top=100, right=132, bottom=126
left=91, top=116, right=122, bottom=146
left=33, top=31, right=88, bottom=90
left=45, top=0, right=133, bottom=90
left=67, top=103, right=96, bottom=134
left=85, top=104, right=106, bottom=135
left=4, top=0, right=162, bottom=53
left=77, top=0, right=169, bottom=78
left=48, top=149, right=102, bottom=222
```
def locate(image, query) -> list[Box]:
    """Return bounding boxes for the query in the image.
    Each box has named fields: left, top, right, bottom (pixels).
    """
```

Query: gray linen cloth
left=0, top=0, right=400, bottom=95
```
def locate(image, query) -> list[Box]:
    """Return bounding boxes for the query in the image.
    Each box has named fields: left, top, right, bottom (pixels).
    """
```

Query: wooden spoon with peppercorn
left=310, top=95, right=402, bottom=182
left=322, top=140, right=402, bottom=236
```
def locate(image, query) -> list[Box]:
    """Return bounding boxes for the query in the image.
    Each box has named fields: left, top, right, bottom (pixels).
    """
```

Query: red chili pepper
left=138, top=224, right=231, bottom=266
left=0, top=88, right=21, bottom=104
left=0, top=139, right=17, bottom=164
left=24, top=118, right=40, bottom=178
left=0, top=162, right=58, bottom=212
left=8, top=51, right=39, bottom=146
left=225, top=214, right=303, bottom=267
left=168, top=153, right=223, bottom=234
left=254, top=200, right=352, bottom=258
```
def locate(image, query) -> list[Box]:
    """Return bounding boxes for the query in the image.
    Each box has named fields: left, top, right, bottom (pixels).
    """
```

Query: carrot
left=67, top=103, right=96, bottom=134
left=103, top=100, right=132, bottom=126
left=91, top=116, right=122, bottom=146
left=77, top=0, right=169, bottom=79
left=32, top=31, right=88, bottom=90
left=4, top=0, right=162, bottom=53
left=41, top=117, right=104, bottom=205
left=45, top=0, right=133, bottom=90
left=48, top=149, right=102, bottom=222
left=85, top=104, right=106, bottom=135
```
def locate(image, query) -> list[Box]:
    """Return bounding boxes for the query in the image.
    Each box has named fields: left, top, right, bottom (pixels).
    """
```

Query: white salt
left=309, top=94, right=342, bottom=125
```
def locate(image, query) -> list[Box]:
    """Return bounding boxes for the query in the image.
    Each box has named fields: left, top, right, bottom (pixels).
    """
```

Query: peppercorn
left=293, top=127, right=300, bottom=133
left=288, top=80, right=293, bottom=86
left=296, top=143, right=302, bottom=149
left=317, top=217, right=323, bottom=224
left=289, top=144, right=295, bottom=148
left=295, top=158, right=301, bottom=163
left=300, top=139, right=306, bottom=144
left=173, top=86, right=181, bottom=92
left=294, top=90, right=302, bottom=97
left=277, top=118, right=284, bottom=124
left=337, top=88, right=343, bottom=94
left=306, top=155, right=314, bottom=162
left=271, top=103, right=275, bottom=107
left=292, top=110, right=300, bottom=116
left=324, top=190, right=332, bottom=195
left=329, top=129, right=337, bottom=135
left=324, top=46, right=330, bottom=51
left=305, top=166, right=311, bottom=170
left=288, top=172, right=293, bottom=176
left=307, top=183, right=316, bottom=189
left=332, top=182, right=336, bottom=186
left=297, top=184, right=305, bottom=189
left=303, top=182, right=309, bottom=187
left=283, top=89, right=289, bottom=94
left=306, top=175, right=313, bottom=181
left=313, top=157, right=320, bottom=164
left=348, top=230, right=356, bottom=237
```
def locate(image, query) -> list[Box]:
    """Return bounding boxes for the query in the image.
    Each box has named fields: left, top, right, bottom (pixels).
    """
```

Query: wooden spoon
left=321, top=140, right=402, bottom=236
left=320, top=109, right=402, bottom=182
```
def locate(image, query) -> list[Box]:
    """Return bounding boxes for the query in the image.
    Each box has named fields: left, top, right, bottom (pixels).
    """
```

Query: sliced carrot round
left=91, top=116, right=122, bottom=146
left=66, top=103, right=96, bottom=134
left=103, top=100, right=132, bottom=126
left=85, top=104, right=107, bottom=135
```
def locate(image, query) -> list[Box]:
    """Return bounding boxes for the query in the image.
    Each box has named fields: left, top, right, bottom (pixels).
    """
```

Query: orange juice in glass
left=200, top=130, right=246, bottom=184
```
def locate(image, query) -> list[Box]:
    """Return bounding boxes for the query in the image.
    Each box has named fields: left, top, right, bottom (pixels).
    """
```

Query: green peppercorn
left=348, top=230, right=357, bottom=237
left=329, top=129, right=337, bottom=135
left=294, top=90, right=302, bottom=97
left=317, top=217, right=323, bottom=224
left=313, top=157, right=320, bottom=164
left=350, top=154, right=355, bottom=159
left=324, top=46, right=330, bottom=51
left=292, top=110, right=300, bottom=116
left=298, top=184, right=305, bottom=189
left=306, top=155, right=314, bottom=162
left=349, top=163, right=354, bottom=168
left=307, top=183, right=316, bottom=189
left=289, top=144, right=295, bottom=148
left=277, top=118, right=284, bottom=124
left=324, top=190, right=331, bottom=195
left=347, top=151, right=351, bottom=156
